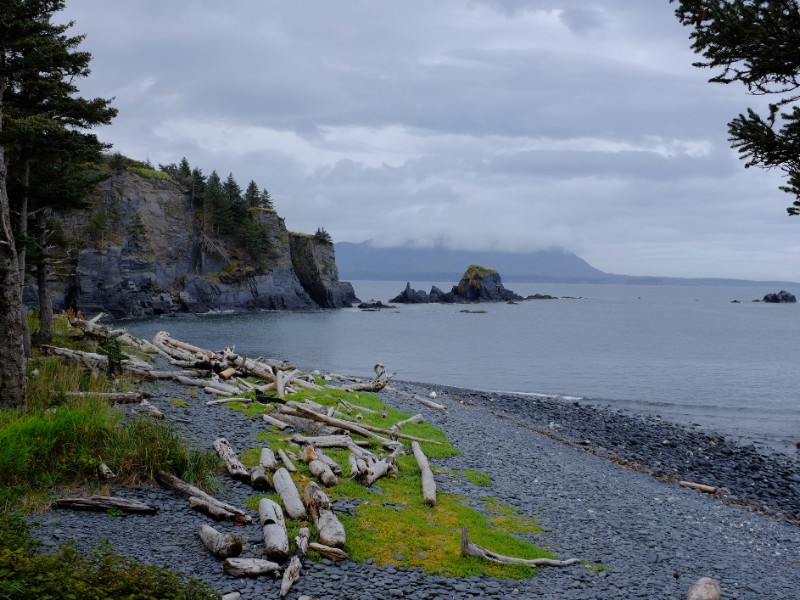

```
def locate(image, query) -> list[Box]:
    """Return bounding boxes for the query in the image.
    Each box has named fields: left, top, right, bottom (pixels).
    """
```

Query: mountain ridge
left=334, top=241, right=799, bottom=288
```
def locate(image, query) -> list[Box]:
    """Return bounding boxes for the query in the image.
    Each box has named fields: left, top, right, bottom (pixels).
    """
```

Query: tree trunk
left=33, top=207, right=53, bottom=345
left=0, top=94, right=28, bottom=409
left=271, top=467, right=306, bottom=520
left=259, top=498, right=289, bottom=561
left=280, top=527, right=309, bottom=597
left=308, top=542, right=348, bottom=561
left=156, top=470, right=251, bottom=524
left=52, top=496, right=158, bottom=514
left=213, top=438, right=250, bottom=482
left=222, top=558, right=281, bottom=578
left=17, top=159, right=30, bottom=357
left=197, top=524, right=242, bottom=559
left=411, top=441, right=437, bottom=507
left=302, top=482, right=345, bottom=549
left=459, top=527, right=579, bottom=567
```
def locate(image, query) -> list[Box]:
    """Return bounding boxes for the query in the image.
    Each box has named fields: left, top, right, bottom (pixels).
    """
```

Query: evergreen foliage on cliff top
left=462, top=264, right=499, bottom=280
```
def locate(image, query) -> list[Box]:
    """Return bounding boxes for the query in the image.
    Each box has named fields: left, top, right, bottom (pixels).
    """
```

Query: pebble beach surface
left=31, top=373, right=800, bottom=599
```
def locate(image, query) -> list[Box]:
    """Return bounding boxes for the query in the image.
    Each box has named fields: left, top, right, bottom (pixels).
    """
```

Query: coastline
left=31, top=371, right=800, bottom=599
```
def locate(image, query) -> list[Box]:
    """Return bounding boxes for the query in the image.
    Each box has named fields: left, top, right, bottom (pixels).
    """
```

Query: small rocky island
left=390, top=265, right=527, bottom=304
left=762, top=290, right=797, bottom=303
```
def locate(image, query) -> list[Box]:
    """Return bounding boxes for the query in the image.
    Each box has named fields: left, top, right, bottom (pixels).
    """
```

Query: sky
left=56, top=0, right=800, bottom=281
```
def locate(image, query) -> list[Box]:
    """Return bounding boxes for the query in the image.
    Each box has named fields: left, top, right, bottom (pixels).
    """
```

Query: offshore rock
left=390, top=265, right=523, bottom=304
left=34, top=170, right=356, bottom=317
left=762, top=290, right=797, bottom=303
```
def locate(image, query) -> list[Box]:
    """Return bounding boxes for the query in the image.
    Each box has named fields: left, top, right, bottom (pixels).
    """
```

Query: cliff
left=41, top=170, right=358, bottom=317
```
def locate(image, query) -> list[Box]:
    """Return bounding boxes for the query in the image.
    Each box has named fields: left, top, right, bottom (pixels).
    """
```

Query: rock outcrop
left=390, top=265, right=523, bottom=304
left=762, top=290, right=797, bottom=303
left=38, top=170, right=358, bottom=317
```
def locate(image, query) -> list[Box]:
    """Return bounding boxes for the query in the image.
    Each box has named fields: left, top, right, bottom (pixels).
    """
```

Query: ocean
left=123, top=281, right=800, bottom=455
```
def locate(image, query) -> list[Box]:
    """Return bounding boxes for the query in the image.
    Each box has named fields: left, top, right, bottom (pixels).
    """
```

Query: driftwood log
left=389, top=413, right=424, bottom=433
left=304, top=446, right=338, bottom=487
left=263, top=414, right=293, bottom=429
left=460, top=528, right=579, bottom=567
left=140, top=399, right=164, bottom=419
left=352, top=443, right=404, bottom=486
left=303, top=482, right=346, bottom=549
left=52, top=496, right=158, bottom=514
left=156, top=470, right=251, bottom=524
left=97, top=463, right=116, bottom=481
left=280, top=527, right=310, bottom=597
left=259, top=447, right=279, bottom=470
left=414, top=394, right=447, bottom=412
left=309, top=542, right=348, bottom=561
left=679, top=481, right=719, bottom=494
left=289, top=433, right=367, bottom=449
left=277, top=448, right=297, bottom=472
left=213, top=438, right=250, bottom=482
left=250, top=466, right=271, bottom=491
left=259, top=498, right=289, bottom=560
left=197, top=524, right=243, bottom=559
left=280, top=402, right=397, bottom=448
left=341, top=363, right=396, bottom=392
left=222, top=558, right=281, bottom=578
left=411, top=441, right=437, bottom=507
left=272, top=468, right=307, bottom=520
left=63, top=390, right=149, bottom=403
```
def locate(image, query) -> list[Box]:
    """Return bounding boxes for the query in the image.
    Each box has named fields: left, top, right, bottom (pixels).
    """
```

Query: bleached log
left=52, top=496, right=158, bottom=514
left=206, top=396, right=252, bottom=406
left=175, top=375, right=239, bottom=394
left=140, top=399, right=164, bottom=419
left=280, top=402, right=395, bottom=448
left=339, top=399, right=380, bottom=415
left=414, top=394, right=447, bottom=412
left=313, top=447, right=343, bottom=475
left=40, top=345, right=152, bottom=377
left=156, top=470, right=251, bottom=524
left=218, top=367, right=237, bottom=380
left=197, top=524, right=242, bottom=559
left=345, top=419, right=441, bottom=446
left=221, top=348, right=282, bottom=381
left=221, top=593, right=241, bottom=600
left=222, top=558, right=281, bottom=578
left=250, top=466, right=271, bottom=491
left=280, top=527, right=310, bottom=597
left=259, top=498, right=289, bottom=560
left=204, top=387, right=233, bottom=397
left=97, top=462, right=116, bottom=481
left=277, top=448, right=297, bottom=472
left=259, top=447, right=279, bottom=470
left=188, top=497, right=239, bottom=521
left=152, top=332, right=203, bottom=363
left=303, top=446, right=338, bottom=486
left=411, top=441, right=437, bottom=507
left=63, top=390, right=149, bottom=403
left=679, top=481, right=719, bottom=494
left=308, top=542, right=348, bottom=561
left=272, top=468, right=307, bottom=519
left=159, top=334, right=217, bottom=358
left=352, top=443, right=405, bottom=486
left=273, top=412, right=338, bottom=436
left=460, top=528, right=579, bottom=567
left=213, top=438, right=250, bottom=482
left=289, top=433, right=367, bottom=449
left=263, top=414, right=293, bottom=429
left=389, top=414, right=424, bottom=433
left=303, top=482, right=345, bottom=549
left=147, top=369, right=200, bottom=379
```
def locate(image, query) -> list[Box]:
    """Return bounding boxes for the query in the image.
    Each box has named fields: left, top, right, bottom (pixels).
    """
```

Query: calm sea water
left=124, top=282, right=800, bottom=455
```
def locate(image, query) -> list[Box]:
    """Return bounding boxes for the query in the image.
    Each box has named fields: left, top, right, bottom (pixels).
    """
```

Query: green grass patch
left=169, top=398, right=190, bottom=409
left=130, top=166, right=176, bottom=182
left=0, top=513, right=219, bottom=599
left=483, top=497, right=544, bottom=534
left=463, top=469, right=491, bottom=487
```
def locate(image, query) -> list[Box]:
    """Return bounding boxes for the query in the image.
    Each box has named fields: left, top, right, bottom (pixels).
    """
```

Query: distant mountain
left=334, top=241, right=799, bottom=287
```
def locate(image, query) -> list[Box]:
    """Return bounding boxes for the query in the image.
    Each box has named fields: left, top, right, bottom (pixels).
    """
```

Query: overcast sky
left=57, top=0, right=800, bottom=281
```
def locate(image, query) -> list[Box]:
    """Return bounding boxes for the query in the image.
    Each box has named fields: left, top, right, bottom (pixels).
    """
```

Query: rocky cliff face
left=45, top=171, right=357, bottom=317
left=289, top=233, right=358, bottom=308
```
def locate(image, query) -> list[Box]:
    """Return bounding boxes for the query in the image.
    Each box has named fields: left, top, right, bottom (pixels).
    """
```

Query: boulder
left=686, top=577, right=721, bottom=600
left=390, top=283, right=431, bottom=304
left=762, top=290, right=797, bottom=303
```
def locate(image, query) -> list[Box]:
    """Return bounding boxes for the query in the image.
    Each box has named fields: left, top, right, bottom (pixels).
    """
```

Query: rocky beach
left=30, top=361, right=800, bottom=600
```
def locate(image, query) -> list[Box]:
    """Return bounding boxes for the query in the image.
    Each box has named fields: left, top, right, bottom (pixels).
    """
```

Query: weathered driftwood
left=272, top=412, right=337, bottom=436
left=281, top=402, right=396, bottom=448
left=221, top=348, right=278, bottom=381
left=303, top=482, right=345, bottom=549
left=339, top=399, right=380, bottom=415
left=52, top=496, right=158, bottom=514
left=188, top=497, right=239, bottom=521
left=140, top=399, right=164, bottom=419
left=218, top=367, right=237, bottom=380
left=280, top=527, right=310, bottom=597
left=97, top=462, right=116, bottom=480
left=259, top=498, right=289, bottom=560
left=277, top=448, right=297, bottom=472
left=348, top=419, right=441, bottom=446
left=248, top=466, right=269, bottom=491
left=156, top=470, right=251, bottom=524
left=460, top=528, right=579, bottom=567
left=340, top=363, right=396, bottom=392
left=309, top=542, right=348, bottom=561
left=259, top=447, right=279, bottom=470
left=389, top=413, right=424, bottom=433
left=313, top=447, right=343, bottom=475
left=222, top=558, right=281, bottom=578
left=352, top=444, right=405, bottom=486
left=679, top=480, right=719, bottom=494
left=204, top=386, right=233, bottom=397
left=40, top=345, right=152, bottom=378
left=303, top=446, right=338, bottom=487
left=206, top=396, right=252, bottom=406
left=197, top=524, right=243, bottom=559
left=687, top=577, right=721, bottom=600
left=221, top=593, right=241, bottom=600
left=411, top=441, right=437, bottom=507
left=175, top=375, right=238, bottom=395
left=63, top=390, right=149, bottom=403
left=263, top=414, right=293, bottom=429
left=213, top=438, right=251, bottom=482
left=272, top=468, right=307, bottom=519
left=414, top=394, right=447, bottom=412
left=158, top=333, right=217, bottom=358
left=68, top=315, right=163, bottom=356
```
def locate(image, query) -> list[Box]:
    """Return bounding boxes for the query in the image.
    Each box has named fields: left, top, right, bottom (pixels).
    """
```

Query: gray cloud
left=57, top=0, right=800, bottom=281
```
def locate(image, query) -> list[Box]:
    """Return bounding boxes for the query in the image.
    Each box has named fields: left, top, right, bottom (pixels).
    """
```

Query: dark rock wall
left=289, top=234, right=359, bottom=308
left=43, top=171, right=353, bottom=317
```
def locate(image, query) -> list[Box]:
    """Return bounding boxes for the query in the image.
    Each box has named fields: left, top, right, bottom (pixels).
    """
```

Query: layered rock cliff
left=42, top=170, right=358, bottom=317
